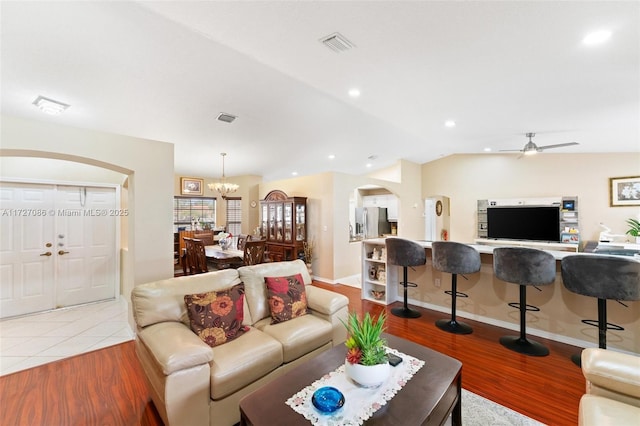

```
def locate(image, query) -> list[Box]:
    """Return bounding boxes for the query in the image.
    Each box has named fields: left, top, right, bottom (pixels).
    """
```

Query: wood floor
left=0, top=281, right=584, bottom=426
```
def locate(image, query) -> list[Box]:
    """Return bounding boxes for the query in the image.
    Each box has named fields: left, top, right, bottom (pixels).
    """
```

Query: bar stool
left=561, top=254, right=640, bottom=366
left=386, top=238, right=426, bottom=318
left=432, top=241, right=481, bottom=334
left=493, top=247, right=556, bottom=356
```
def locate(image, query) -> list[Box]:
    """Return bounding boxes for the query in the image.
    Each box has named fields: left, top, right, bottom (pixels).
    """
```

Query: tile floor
left=0, top=298, right=134, bottom=376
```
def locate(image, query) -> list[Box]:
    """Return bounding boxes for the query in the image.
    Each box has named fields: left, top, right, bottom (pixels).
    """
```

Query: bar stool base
left=436, top=319, right=473, bottom=334
left=571, top=352, right=582, bottom=367
left=499, top=336, right=549, bottom=357
left=391, top=306, right=421, bottom=318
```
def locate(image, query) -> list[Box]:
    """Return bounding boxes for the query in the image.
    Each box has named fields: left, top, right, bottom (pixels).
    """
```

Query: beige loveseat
left=131, top=260, right=349, bottom=426
left=579, top=348, right=640, bottom=425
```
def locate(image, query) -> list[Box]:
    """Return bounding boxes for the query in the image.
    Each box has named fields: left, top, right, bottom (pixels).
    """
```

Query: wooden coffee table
left=239, top=334, right=462, bottom=425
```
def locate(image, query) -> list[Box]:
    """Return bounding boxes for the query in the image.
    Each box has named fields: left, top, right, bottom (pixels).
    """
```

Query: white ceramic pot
left=344, top=360, right=390, bottom=388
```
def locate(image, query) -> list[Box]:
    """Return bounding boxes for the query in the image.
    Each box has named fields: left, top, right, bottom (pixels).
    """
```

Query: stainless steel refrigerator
left=355, top=207, right=391, bottom=239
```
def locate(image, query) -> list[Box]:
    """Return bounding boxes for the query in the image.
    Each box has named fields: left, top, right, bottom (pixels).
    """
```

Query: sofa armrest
left=138, top=321, right=213, bottom=375
left=305, top=285, right=349, bottom=315
left=582, top=348, right=640, bottom=406
left=305, top=285, right=349, bottom=346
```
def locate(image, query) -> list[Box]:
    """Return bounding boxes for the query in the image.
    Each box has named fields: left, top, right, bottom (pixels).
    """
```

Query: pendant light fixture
left=208, top=153, right=238, bottom=198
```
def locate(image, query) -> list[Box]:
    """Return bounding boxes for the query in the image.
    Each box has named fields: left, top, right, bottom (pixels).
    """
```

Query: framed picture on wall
left=609, top=176, right=640, bottom=207
left=180, top=177, right=203, bottom=196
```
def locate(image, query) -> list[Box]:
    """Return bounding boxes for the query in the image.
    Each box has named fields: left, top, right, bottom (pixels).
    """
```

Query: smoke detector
left=217, top=113, right=237, bottom=123
left=319, top=32, right=355, bottom=53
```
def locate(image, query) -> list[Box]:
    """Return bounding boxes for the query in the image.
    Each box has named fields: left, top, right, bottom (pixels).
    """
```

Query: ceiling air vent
left=319, top=32, right=355, bottom=53
left=217, top=112, right=237, bottom=123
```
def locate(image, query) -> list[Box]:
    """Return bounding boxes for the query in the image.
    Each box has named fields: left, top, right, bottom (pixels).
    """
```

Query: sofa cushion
left=131, top=269, right=245, bottom=327
left=254, top=313, right=333, bottom=363
left=210, top=328, right=283, bottom=400
left=184, top=283, right=249, bottom=347
left=265, top=273, right=308, bottom=324
left=237, top=260, right=312, bottom=325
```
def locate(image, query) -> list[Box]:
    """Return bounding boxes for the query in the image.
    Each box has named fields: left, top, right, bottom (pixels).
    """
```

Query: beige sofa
left=131, top=260, right=349, bottom=426
left=579, top=348, right=640, bottom=426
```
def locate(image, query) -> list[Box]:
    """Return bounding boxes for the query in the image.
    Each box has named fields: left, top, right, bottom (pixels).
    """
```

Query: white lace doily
left=285, top=347, right=425, bottom=425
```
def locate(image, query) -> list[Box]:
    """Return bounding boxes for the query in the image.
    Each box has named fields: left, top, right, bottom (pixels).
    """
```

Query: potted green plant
left=342, top=311, right=390, bottom=387
left=625, top=218, right=640, bottom=243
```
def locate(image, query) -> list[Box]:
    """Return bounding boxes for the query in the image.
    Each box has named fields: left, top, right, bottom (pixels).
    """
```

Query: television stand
left=474, top=238, right=579, bottom=253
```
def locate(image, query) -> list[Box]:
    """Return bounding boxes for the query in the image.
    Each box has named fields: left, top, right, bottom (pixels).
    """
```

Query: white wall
left=1, top=115, right=175, bottom=306
left=422, top=153, right=640, bottom=244
left=260, top=160, right=425, bottom=283
left=173, top=174, right=262, bottom=235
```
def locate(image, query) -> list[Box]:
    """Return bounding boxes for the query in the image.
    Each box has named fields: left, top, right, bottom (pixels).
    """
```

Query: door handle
left=40, top=252, right=52, bottom=256
left=58, top=250, right=70, bottom=255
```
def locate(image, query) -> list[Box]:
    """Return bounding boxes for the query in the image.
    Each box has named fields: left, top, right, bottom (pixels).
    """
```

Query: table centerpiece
left=342, top=311, right=390, bottom=388
left=218, top=232, right=232, bottom=250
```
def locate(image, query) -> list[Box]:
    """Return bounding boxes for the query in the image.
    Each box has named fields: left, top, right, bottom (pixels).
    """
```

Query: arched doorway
left=0, top=156, right=129, bottom=318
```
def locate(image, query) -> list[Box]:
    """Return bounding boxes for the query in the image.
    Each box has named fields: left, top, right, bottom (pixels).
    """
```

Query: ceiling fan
left=501, top=133, right=579, bottom=156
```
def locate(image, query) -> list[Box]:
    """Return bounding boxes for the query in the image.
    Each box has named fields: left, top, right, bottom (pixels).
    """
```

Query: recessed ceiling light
left=366, top=163, right=372, bottom=168
left=444, top=120, right=456, bottom=128
left=32, top=95, right=70, bottom=115
left=484, top=147, right=492, bottom=152
left=328, top=154, right=336, bottom=159
left=348, top=88, right=361, bottom=98
left=583, top=30, right=612, bottom=46
left=291, top=171, right=298, bottom=176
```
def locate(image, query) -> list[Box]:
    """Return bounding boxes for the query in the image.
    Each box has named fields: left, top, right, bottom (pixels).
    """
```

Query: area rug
left=444, top=389, right=546, bottom=426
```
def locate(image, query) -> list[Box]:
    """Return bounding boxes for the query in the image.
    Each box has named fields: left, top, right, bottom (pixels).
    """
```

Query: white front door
left=55, top=185, right=117, bottom=308
left=0, top=183, right=56, bottom=317
left=0, top=182, right=118, bottom=318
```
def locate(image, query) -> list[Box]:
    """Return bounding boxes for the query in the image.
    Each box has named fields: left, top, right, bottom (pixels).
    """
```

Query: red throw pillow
left=265, top=273, right=308, bottom=324
left=184, top=283, right=249, bottom=347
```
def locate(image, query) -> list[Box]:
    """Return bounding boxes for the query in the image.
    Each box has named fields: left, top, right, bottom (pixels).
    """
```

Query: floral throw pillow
left=265, top=273, right=308, bottom=324
left=184, top=283, right=249, bottom=347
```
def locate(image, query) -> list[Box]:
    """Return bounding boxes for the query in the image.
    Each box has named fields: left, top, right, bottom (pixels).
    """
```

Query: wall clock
left=250, top=200, right=257, bottom=208
left=435, top=200, right=443, bottom=217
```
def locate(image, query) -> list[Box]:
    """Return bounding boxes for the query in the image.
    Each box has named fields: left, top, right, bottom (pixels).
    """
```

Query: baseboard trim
left=314, top=274, right=361, bottom=288
left=399, top=295, right=637, bottom=355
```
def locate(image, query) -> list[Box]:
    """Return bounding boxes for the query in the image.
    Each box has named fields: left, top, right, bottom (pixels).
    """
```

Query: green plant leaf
left=625, top=218, right=640, bottom=236
left=340, top=311, right=387, bottom=366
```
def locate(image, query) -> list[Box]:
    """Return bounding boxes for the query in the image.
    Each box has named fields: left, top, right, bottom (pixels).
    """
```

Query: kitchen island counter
left=360, top=238, right=639, bottom=354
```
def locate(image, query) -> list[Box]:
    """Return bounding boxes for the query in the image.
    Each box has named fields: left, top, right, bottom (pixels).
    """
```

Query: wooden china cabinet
left=260, top=190, right=307, bottom=262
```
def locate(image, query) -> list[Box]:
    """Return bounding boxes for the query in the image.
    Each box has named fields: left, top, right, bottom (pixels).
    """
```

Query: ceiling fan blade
left=537, top=142, right=579, bottom=150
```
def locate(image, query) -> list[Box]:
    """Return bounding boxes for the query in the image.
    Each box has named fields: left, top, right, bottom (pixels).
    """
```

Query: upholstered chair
left=431, top=241, right=481, bottom=334
left=493, top=247, right=556, bottom=356
left=386, top=238, right=427, bottom=318
left=561, top=254, right=640, bottom=365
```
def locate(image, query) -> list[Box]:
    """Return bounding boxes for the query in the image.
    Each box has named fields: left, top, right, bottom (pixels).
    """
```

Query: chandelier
left=208, top=153, right=239, bottom=198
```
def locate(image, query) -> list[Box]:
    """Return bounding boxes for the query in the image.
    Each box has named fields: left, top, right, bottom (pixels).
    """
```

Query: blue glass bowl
left=311, top=386, right=345, bottom=413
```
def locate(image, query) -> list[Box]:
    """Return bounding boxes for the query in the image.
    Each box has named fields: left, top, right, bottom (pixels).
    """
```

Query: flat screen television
left=487, top=206, right=561, bottom=242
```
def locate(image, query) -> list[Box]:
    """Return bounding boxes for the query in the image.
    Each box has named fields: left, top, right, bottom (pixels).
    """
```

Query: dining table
left=205, top=244, right=244, bottom=269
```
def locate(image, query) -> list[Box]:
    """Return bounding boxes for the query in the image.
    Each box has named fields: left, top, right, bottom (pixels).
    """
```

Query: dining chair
left=243, top=240, right=266, bottom=266
left=186, top=238, right=209, bottom=274
left=236, top=234, right=248, bottom=251
left=182, top=237, right=193, bottom=275
left=193, top=231, right=214, bottom=246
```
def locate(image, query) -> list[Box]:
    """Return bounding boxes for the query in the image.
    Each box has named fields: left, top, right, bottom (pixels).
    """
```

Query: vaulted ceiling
left=2, top=1, right=638, bottom=181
